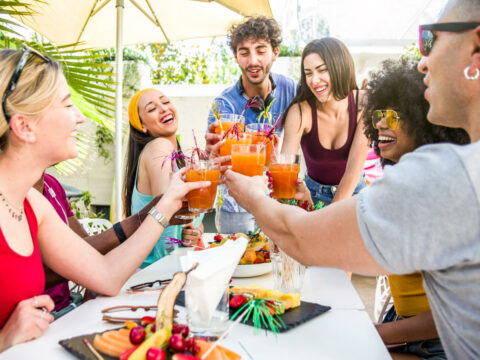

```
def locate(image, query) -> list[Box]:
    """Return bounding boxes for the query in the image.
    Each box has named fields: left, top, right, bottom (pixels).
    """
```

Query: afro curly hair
left=228, top=16, right=282, bottom=53
left=363, top=58, right=469, bottom=166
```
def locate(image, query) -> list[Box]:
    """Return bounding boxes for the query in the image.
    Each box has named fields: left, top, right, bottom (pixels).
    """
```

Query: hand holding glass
left=185, top=160, right=220, bottom=213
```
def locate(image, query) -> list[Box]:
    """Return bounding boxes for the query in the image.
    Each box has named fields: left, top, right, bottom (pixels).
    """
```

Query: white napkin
left=180, top=237, right=248, bottom=322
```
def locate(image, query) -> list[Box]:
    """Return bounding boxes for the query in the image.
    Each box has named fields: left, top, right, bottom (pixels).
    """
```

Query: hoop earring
left=464, top=66, right=479, bottom=80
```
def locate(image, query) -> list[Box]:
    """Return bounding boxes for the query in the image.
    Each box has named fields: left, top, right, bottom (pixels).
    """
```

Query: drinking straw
left=83, top=338, right=104, bottom=360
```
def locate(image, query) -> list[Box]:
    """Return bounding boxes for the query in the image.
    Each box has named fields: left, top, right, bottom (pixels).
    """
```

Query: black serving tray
left=175, top=291, right=331, bottom=333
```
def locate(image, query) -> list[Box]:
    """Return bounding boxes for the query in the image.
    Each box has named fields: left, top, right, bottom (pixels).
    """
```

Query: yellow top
left=388, top=272, right=431, bottom=317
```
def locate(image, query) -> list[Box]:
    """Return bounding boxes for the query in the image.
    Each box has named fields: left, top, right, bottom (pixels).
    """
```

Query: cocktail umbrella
left=13, top=0, right=272, bottom=220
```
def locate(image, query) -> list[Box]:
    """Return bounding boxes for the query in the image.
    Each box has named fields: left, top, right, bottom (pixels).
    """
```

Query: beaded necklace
left=0, top=191, right=24, bottom=221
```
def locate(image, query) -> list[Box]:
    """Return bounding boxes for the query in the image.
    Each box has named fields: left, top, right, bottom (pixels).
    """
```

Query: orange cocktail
left=269, top=154, right=301, bottom=199
left=219, top=133, right=252, bottom=166
left=185, top=160, right=220, bottom=213
left=231, top=144, right=266, bottom=177
left=245, top=123, right=279, bottom=166
left=215, top=114, right=246, bottom=166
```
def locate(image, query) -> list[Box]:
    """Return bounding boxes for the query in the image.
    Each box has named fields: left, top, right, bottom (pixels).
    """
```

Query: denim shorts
left=305, top=173, right=366, bottom=206
left=383, top=306, right=446, bottom=360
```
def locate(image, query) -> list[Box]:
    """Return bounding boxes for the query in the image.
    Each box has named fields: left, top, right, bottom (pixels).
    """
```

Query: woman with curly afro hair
left=364, top=58, right=469, bottom=359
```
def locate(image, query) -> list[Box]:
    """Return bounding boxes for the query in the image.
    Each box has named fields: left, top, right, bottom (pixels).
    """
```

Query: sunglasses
left=101, top=305, right=157, bottom=323
left=372, top=110, right=401, bottom=130
left=2, top=45, right=52, bottom=124
left=127, top=278, right=171, bottom=293
left=419, top=22, right=480, bottom=56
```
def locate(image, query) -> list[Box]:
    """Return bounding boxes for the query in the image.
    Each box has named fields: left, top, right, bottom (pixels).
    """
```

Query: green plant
left=69, top=190, right=104, bottom=219
left=402, top=42, right=422, bottom=60
left=95, top=123, right=114, bottom=162
left=147, top=39, right=240, bottom=85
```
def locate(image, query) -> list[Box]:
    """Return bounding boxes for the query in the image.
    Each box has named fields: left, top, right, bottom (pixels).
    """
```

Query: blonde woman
left=0, top=47, right=210, bottom=352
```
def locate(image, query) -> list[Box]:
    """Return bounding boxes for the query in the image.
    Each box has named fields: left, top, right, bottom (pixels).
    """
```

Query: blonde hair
left=0, top=49, right=62, bottom=150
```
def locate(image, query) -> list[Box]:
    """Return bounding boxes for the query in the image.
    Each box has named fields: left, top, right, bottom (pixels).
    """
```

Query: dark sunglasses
left=2, top=45, right=52, bottom=124
left=419, top=22, right=480, bottom=56
left=127, top=278, right=171, bottom=293
left=372, top=110, right=401, bottom=130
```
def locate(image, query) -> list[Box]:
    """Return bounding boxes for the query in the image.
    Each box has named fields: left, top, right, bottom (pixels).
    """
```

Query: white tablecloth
left=3, top=236, right=389, bottom=360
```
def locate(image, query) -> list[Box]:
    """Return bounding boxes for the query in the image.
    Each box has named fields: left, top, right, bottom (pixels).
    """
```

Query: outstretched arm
left=224, top=170, right=387, bottom=275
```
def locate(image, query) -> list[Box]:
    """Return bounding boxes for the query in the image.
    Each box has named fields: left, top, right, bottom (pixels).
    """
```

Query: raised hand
left=205, top=121, right=221, bottom=155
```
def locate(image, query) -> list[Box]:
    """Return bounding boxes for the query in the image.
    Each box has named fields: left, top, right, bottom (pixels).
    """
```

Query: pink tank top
left=301, top=92, right=358, bottom=185
left=0, top=198, right=45, bottom=327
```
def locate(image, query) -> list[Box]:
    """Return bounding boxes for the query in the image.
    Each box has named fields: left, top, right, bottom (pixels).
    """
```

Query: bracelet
left=148, top=207, right=170, bottom=228
left=113, top=222, right=127, bottom=243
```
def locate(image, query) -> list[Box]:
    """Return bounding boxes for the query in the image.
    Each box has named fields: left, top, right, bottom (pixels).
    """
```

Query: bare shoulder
left=142, top=137, right=175, bottom=162
left=284, top=100, right=312, bottom=133
left=26, top=187, right=56, bottom=224
left=357, top=89, right=368, bottom=105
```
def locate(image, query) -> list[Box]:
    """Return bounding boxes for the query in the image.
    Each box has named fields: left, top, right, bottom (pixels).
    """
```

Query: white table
left=3, top=241, right=390, bottom=359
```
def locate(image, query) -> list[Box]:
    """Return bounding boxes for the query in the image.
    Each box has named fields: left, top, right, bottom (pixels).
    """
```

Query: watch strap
left=148, top=207, right=170, bottom=228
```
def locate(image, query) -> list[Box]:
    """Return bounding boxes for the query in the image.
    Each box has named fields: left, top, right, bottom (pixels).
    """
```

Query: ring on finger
left=33, top=296, right=38, bottom=307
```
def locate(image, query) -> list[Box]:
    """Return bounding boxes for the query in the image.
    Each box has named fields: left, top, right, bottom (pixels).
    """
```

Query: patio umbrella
left=13, top=0, right=272, bottom=221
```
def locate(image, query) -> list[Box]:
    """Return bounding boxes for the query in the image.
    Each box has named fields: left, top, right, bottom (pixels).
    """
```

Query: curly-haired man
left=206, top=16, right=296, bottom=234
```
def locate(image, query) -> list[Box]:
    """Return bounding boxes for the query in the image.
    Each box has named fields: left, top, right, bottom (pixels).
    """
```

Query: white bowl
left=233, top=262, right=273, bottom=278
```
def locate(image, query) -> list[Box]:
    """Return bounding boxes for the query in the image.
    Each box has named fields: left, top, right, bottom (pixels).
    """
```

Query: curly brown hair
left=364, top=58, right=470, bottom=166
left=228, top=16, right=282, bottom=53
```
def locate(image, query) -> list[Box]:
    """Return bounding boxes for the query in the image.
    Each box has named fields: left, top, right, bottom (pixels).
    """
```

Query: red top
left=301, top=92, right=358, bottom=185
left=0, top=198, right=45, bottom=328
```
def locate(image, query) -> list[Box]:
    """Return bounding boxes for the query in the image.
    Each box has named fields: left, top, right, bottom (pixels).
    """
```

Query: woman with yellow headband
left=123, top=89, right=204, bottom=268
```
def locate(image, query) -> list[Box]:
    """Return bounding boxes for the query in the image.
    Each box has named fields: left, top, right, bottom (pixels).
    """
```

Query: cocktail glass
left=268, top=154, right=301, bottom=200
left=216, top=114, right=247, bottom=166
left=245, top=123, right=279, bottom=166
left=231, top=144, right=266, bottom=177
left=219, top=133, right=252, bottom=166
left=185, top=160, right=221, bottom=213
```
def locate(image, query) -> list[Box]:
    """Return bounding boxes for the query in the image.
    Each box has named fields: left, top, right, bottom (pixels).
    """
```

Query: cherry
left=146, top=347, right=166, bottom=360
left=129, top=326, right=146, bottom=345
left=186, top=337, right=200, bottom=354
left=169, top=333, right=187, bottom=352
left=172, top=323, right=189, bottom=337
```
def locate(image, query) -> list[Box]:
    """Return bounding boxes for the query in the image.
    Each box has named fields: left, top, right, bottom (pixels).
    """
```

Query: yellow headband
left=128, top=88, right=156, bottom=132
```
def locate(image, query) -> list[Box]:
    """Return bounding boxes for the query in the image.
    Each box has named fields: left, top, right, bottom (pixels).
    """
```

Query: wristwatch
left=148, top=207, right=170, bottom=228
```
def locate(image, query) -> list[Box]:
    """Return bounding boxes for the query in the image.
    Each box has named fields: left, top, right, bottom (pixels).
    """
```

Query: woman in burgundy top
left=282, top=38, right=369, bottom=206
left=0, top=48, right=211, bottom=352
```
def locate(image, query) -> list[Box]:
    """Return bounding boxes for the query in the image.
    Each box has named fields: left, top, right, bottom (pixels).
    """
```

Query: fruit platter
left=59, top=266, right=241, bottom=360
left=211, top=231, right=272, bottom=278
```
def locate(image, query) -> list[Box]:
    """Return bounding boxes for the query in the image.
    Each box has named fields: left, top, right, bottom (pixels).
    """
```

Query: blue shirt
left=208, top=73, right=297, bottom=212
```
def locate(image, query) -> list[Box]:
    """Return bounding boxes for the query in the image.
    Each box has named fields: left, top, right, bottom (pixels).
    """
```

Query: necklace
left=0, top=191, right=24, bottom=221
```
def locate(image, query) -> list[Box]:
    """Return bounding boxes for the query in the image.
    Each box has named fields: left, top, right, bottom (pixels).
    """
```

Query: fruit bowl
left=232, top=262, right=273, bottom=278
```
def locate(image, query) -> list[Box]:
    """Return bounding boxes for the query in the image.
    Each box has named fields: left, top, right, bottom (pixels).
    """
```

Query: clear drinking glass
left=270, top=241, right=306, bottom=293
left=231, top=143, right=266, bottom=177
left=245, top=123, right=280, bottom=166
left=185, top=283, right=229, bottom=339
left=268, top=154, right=301, bottom=200
left=185, top=160, right=221, bottom=213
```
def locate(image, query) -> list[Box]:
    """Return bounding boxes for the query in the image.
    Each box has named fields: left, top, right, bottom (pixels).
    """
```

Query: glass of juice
left=231, top=144, right=266, bottom=177
left=245, top=123, right=280, bottom=166
left=268, top=154, right=301, bottom=200
left=185, top=160, right=221, bottom=213
left=219, top=133, right=252, bottom=166
left=216, top=114, right=247, bottom=166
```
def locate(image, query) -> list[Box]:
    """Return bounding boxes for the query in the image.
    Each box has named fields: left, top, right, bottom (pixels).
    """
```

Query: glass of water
left=270, top=241, right=306, bottom=293
left=185, top=282, right=229, bottom=339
